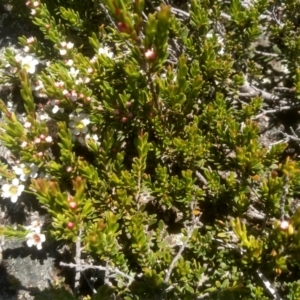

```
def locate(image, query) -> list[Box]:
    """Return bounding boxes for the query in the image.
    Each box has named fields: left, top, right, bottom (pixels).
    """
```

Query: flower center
left=76, top=122, right=84, bottom=129
left=33, top=233, right=41, bottom=243
left=22, top=166, right=31, bottom=175
left=23, top=63, right=30, bottom=71
left=9, top=185, right=18, bottom=195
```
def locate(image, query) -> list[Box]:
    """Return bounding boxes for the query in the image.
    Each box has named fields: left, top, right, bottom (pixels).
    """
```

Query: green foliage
left=1, top=0, right=300, bottom=299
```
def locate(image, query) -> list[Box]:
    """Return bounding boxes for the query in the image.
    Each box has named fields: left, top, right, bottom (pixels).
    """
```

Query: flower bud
left=145, top=49, right=156, bottom=61
left=69, top=202, right=77, bottom=210
left=117, top=22, right=127, bottom=32
left=67, top=222, right=74, bottom=229
left=66, top=166, right=73, bottom=173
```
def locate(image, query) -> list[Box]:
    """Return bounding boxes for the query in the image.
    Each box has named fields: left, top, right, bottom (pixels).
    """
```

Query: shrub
left=1, top=0, right=300, bottom=299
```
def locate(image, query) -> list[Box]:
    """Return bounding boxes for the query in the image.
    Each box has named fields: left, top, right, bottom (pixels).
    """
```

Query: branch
left=60, top=262, right=135, bottom=283
left=74, top=228, right=82, bottom=295
left=159, top=201, right=201, bottom=299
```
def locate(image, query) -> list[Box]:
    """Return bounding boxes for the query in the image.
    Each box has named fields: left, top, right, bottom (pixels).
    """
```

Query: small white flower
left=4, top=4, right=13, bottom=11
left=280, top=220, right=289, bottom=230
left=69, top=113, right=90, bottom=135
left=24, top=46, right=30, bottom=52
left=24, top=121, right=32, bottom=129
left=45, top=136, right=53, bottom=143
left=26, top=231, right=46, bottom=250
left=1, top=178, right=25, bottom=203
left=60, top=49, right=67, bottom=56
left=39, top=113, right=50, bottom=121
left=13, top=163, right=39, bottom=181
left=27, top=37, right=35, bottom=44
left=15, top=54, right=22, bottom=63
left=98, top=46, right=114, bottom=58
left=69, top=67, right=79, bottom=78
left=21, top=55, right=39, bottom=74
left=66, top=42, right=74, bottom=49
left=25, top=220, right=42, bottom=233
left=66, top=59, right=73, bottom=66
left=31, top=79, right=44, bottom=91
left=50, top=100, right=64, bottom=114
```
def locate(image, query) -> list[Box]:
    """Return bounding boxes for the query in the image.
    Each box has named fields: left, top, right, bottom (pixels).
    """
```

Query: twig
left=195, top=170, right=208, bottom=186
left=74, top=228, right=82, bottom=295
left=251, top=106, right=291, bottom=119
left=256, top=269, right=283, bottom=300
left=239, top=82, right=280, bottom=102
left=159, top=201, right=200, bottom=299
left=280, top=174, right=289, bottom=221
left=60, top=262, right=135, bottom=283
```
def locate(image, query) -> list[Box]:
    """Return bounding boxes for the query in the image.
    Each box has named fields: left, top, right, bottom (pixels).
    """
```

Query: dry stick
left=280, top=174, right=289, bottom=222
left=159, top=202, right=200, bottom=299
left=74, top=228, right=82, bottom=295
left=256, top=269, right=283, bottom=300
left=195, top=170, right=208, bottom=186
left=60, top=262, right=135, bottom=283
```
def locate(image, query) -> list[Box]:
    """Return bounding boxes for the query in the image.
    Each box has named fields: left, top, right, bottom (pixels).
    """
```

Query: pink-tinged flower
left=280, top=220, right=289, bottom=230
left=1, top=178, right=25, bottom=203
left=15, top=54, right=22, bottom=63
left=145, top=49, right=156, bottom=61
left=37, top=152, right=44, bottom=157
left=87, top=67, right=94, bottom=74
left=33, top=1, right=40, bottom=7
left=34, top=137, right=41, bottom=144
left=69, top=201, right=77, bottom=209
left=24, top=46, right=30, bottom=52
left=61, top=41, right=67, bottom=48
left=39, top=134, right=45, bottom=140
left=26, top=231, right=45, bottom=250
left=26, top=1, right=31, bottom=6
left=54, top=81, right=64, bottom=88
left=70, top=91, right=78, bottom=102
